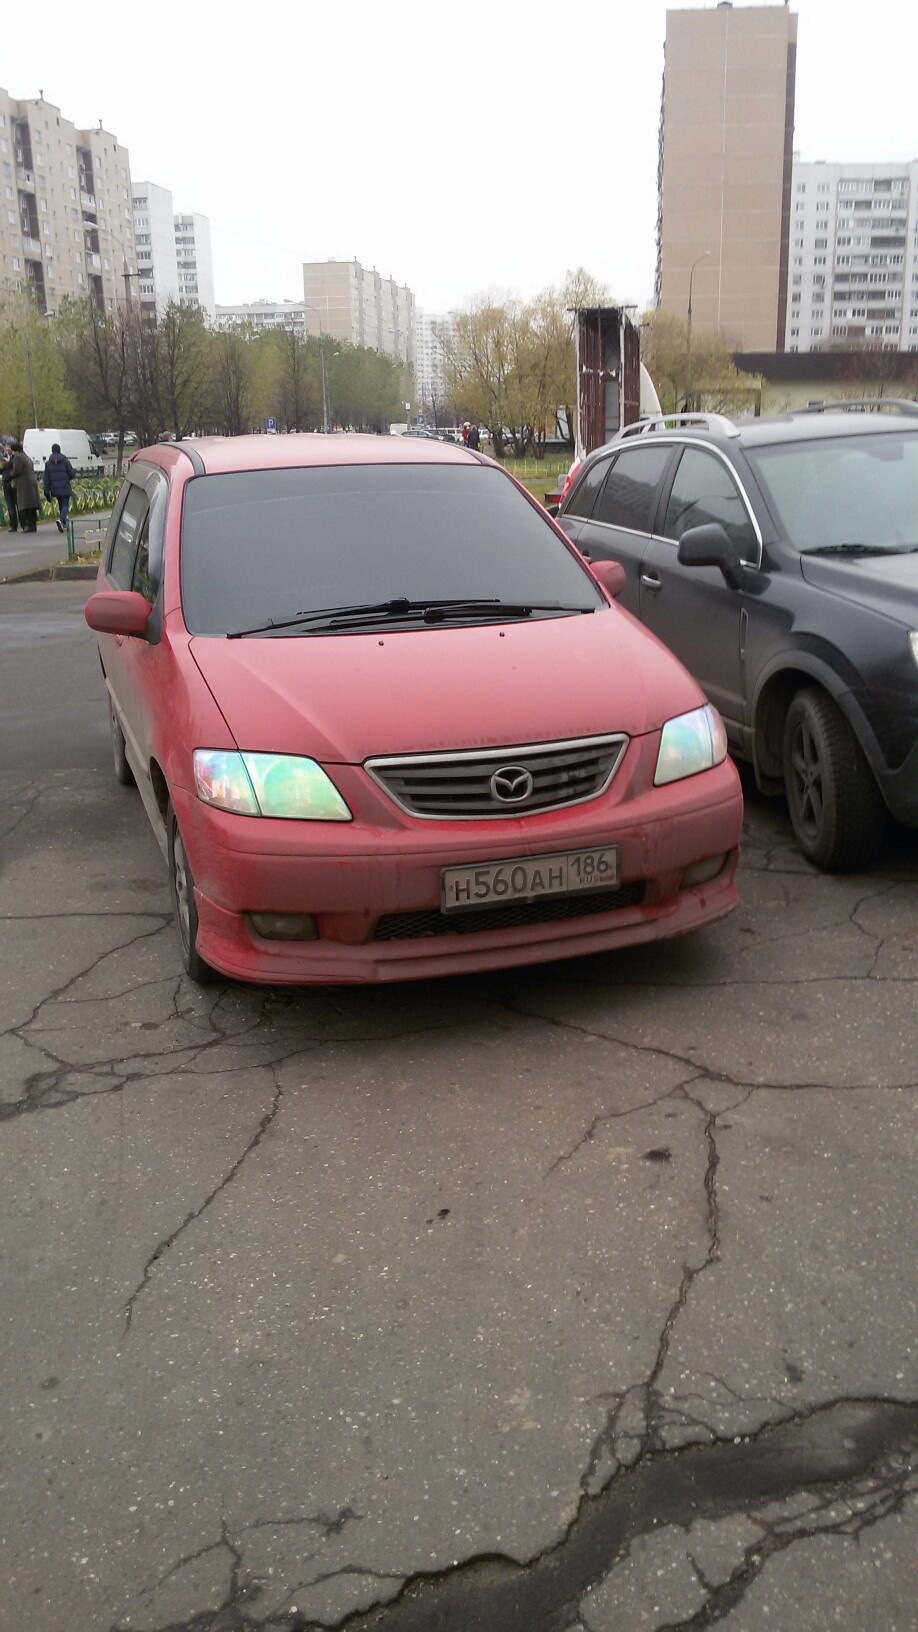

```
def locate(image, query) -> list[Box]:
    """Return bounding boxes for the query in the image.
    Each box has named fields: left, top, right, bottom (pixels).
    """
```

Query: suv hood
left=799, top=550, right=918, bottom=623
left=189, top=609, right=703, bottom=763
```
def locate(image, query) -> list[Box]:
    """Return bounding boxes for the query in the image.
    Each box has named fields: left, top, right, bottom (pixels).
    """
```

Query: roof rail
left=618, top=412, right=741, bottom=440
left=780, top=398, right=918, bottom=418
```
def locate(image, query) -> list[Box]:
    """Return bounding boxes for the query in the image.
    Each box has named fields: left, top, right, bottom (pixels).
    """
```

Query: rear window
left=180, top=463, right=602, bottom=634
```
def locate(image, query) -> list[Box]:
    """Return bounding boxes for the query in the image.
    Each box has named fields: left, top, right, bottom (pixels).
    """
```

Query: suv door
left=638, top=445, right=761, bottom=746
left=559, top=444, right=675, bottom=611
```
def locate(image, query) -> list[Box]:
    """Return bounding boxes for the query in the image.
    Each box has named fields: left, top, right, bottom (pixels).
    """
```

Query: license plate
left=441, top=846, right=620, bottom=912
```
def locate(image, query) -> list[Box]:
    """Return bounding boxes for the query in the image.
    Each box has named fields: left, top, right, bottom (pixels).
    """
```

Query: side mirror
left=677, top=523, right=746, bottom=591
left=84, top=589, right=152, bottom=637
left=590, top=559, right=626, bottom=599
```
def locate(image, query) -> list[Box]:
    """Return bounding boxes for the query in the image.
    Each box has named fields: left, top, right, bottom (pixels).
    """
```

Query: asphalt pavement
left=1, top=578, right=916, bottom=1632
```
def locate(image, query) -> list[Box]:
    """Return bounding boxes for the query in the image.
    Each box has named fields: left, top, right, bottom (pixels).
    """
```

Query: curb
left=1, top=562, right=99, bottom=584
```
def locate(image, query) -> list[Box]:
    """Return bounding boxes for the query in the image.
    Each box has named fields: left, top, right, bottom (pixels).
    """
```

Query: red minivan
left=85, top=434, right=742, bottom=985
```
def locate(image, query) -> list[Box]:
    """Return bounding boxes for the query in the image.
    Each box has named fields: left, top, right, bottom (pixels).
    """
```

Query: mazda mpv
left=84, top=435, right=742, bottom=985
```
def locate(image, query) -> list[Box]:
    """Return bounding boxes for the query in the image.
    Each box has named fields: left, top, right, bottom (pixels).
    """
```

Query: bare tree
left=211, top=329, right=253, bottom=436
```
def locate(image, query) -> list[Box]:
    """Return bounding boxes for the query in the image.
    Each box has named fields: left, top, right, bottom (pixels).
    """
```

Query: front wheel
left=782, top=687, right=886, bottom=871
left=110, top=699, right=134, bottom=787
left=167, top=803, right=218, bottom=984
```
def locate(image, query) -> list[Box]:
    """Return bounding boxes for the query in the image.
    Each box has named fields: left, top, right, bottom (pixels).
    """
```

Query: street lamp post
left=686, top=251, right=711, bottom=412
left=24, top=332, right=38, bottom=428
left=304, top=305, right=329, bottom=433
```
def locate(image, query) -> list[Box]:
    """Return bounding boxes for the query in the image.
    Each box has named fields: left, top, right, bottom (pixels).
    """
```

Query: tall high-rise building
left=303, top=259, right=415, bottom=375
left=132, top=181, right=180, bottom=315
left=786, top=160, right=918, bottom=353
left=174, top=212, right=215, bottom=318
left=657, top=3, right=797, bottom=351
left=415, top=312, right=453, bottom=412
left=0, top=88, right=136, bottom=314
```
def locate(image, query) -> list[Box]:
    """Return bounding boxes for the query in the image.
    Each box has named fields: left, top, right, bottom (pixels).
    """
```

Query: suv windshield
left=746, top=430, right=918, bottom=552
left=180, top=464, right=602, bottom=635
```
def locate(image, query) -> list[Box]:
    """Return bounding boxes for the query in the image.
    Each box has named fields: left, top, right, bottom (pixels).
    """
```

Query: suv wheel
left=167, top=803, right=218, bottom=984
left=782, top=687, right=886, bottom=871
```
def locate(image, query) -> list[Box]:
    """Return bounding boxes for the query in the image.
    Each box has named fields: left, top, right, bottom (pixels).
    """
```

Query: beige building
left=0, top=89, right=137, bottom=315
left=303, top=259, right=415, bottom=376
left=657, top=3, right=797, bottom=352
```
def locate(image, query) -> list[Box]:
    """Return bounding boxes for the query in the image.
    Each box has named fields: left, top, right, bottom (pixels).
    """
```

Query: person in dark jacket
left=8, top=440, right=40, bottom=533
left=43, top=443, right=76, bottom=533
left=1, top=444, right=18, bottom=532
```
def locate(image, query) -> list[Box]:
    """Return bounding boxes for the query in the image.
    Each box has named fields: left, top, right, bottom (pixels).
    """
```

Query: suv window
left=566, top=454, right=613, bottom=520
left=663, top=447, right=759, bottom=562
left=593, top=445, right=671, bottom=532
left=108, top=485, right=151, bottom=590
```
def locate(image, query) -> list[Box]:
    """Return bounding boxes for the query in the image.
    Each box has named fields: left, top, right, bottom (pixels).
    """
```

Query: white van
left=22, top=428, right=109, bottom=478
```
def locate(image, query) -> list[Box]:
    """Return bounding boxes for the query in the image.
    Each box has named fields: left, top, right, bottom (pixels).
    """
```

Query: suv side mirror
left=677, top=523, right=746, bottom=591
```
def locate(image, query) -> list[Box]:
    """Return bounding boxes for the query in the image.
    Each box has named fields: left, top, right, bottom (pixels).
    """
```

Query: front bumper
left=169, top=746, right=743, bottom=984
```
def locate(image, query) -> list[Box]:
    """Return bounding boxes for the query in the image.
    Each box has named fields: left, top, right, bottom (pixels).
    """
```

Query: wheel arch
left=751, top=656, right=882, bottom=795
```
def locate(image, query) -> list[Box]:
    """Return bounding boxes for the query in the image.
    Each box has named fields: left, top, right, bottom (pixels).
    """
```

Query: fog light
left=681, top=854, right=727, bottom=889
left=247, top=913, right=319, bottom=941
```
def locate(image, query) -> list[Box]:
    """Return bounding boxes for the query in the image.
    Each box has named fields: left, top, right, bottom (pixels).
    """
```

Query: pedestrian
left=42, top=442, right=76, bottom=533
left=461, top=421, right=470, bottom=447
left=1, top=442, right=18, bottom=533
left=7, top=439, right=40, bottom=533
left=467, top=423, right=481, bottom=452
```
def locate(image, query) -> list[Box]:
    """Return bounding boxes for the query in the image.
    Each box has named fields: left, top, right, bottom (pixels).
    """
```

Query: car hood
left=188, top=609, right=703, bottom=762
left=799, top=550, right=918, bottom=623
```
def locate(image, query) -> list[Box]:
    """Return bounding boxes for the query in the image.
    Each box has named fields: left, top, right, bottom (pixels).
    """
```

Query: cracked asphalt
left=1, top=580, right=916, bottom=1632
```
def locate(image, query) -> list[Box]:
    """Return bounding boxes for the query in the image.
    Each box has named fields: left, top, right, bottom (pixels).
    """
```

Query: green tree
left=641, top=309, right=757, bottom=415
left=0, top=293, right=73, bottom=435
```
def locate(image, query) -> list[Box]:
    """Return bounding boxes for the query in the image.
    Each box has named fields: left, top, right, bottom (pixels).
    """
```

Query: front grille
left=365, top=735, right=628, bottom=819
left=373, top=882, right=645, bottom=940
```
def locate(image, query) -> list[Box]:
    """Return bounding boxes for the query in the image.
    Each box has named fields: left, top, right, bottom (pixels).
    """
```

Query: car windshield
left=745, top=430, right=918, bottom=553
left=179, top=463, right=602, bottom=635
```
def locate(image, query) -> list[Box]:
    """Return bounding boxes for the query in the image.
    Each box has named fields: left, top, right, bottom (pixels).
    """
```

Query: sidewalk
left=0, top=512, right=109, bottom=584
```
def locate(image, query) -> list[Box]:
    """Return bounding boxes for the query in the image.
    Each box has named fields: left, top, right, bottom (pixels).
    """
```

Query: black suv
left=553, top=403, right=918, bottom=870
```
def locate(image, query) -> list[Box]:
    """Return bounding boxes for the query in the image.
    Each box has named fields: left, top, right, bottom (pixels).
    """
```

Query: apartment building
left=132, top=181, right=180, bottom=315
left=215, top=299, right=307, bottom=336
left=174, top=212, right=215, bottom=318
left=657, top=3, right=797, bottom=351
left=0, top=88, right=136, bottom=314
left=786, top=161, right=918, bottom=352
left=303, top=259, right=415, bottom=373
left=415, top=311, right=453, bottom=410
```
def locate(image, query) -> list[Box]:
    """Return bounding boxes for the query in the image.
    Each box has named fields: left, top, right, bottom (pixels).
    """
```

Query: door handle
left=640, top=573, right=662, bottom=591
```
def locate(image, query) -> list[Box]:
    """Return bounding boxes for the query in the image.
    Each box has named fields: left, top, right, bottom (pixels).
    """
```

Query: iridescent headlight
left=193, top=750, right=352, bottom=821
left=654, top=705, right=728, bottom=787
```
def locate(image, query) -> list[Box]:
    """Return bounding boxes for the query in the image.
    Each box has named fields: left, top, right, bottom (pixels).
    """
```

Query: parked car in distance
left=554, top=401, right=918, bottom=870
left=84, top=434, right=742, bottom=986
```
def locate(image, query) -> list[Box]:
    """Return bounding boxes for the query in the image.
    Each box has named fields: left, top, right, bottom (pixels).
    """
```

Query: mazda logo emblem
left=490, top=766, right=534, bottom=804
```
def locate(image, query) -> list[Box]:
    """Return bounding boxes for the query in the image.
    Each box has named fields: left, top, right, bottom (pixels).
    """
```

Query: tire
left=167, top=803, right=218, bottom=984
left=782, top=687, right=886, bottom=871
left=110, top=699, right=134, bottom=787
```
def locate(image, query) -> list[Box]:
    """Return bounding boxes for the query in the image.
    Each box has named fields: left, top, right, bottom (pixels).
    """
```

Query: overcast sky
left=4, top=0, right=917, bottom=315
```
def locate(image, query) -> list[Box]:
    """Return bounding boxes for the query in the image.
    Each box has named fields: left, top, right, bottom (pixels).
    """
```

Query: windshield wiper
left=801, top=543, right=894, bottom=557
left=228, top=598, right=594, bottom=637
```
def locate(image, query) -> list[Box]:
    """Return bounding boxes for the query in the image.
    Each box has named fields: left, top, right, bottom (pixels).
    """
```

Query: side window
left=108, top=484, right=151, bottom=590
left=131, top=513, right=154, bottom=604
left=663, top=449, right=758, bottom=562
left=565, top=455, right=613, bottom=520
left=592, top=446, right=672, bottom=532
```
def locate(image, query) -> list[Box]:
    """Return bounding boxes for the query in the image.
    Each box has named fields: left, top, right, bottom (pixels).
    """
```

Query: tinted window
left=131, top=514, right=155, bottom=605
left=663, top=448, right=759, bottom=561
left=180, top=464, right=603, bottom=635
left=108, top=485, right=150, bottom=590
left=746, top=431, right=918, bottom=552
left=565, top=455, right=612, bottom=519
left=592, top=446, right=671, bottom=531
